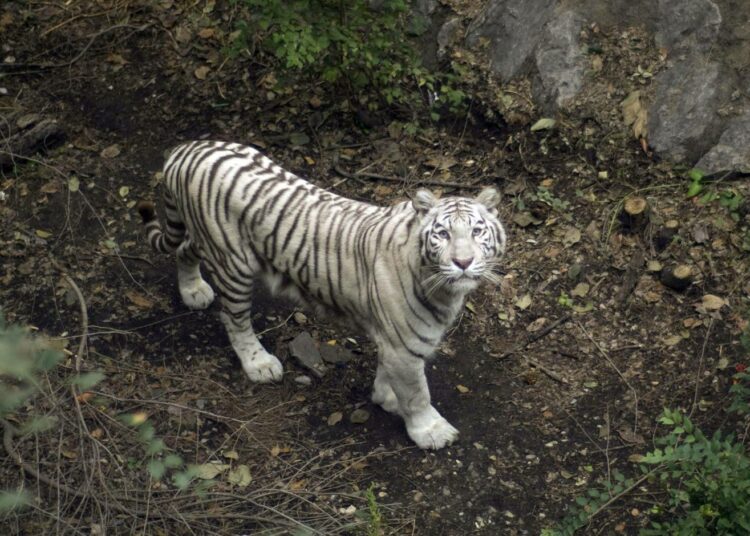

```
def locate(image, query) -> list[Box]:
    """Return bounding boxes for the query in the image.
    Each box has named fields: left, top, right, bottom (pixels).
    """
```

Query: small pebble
left=294, top=375, right=312, bottom=386
left=349, top=408, right=370, bottom=424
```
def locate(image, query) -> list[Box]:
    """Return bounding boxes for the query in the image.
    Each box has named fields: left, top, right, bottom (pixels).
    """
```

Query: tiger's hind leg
left=218, top=290, right=284, bottom=384
left=176, top=240, right=215, bottom=310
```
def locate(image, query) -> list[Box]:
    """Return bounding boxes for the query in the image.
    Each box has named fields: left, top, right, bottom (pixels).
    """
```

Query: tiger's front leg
left=379, top=349, right=458, bottom=450
left=219, top=297, right=283, bottom=383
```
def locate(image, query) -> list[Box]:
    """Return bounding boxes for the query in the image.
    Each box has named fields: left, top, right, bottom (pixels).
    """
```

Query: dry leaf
left=195, top=462, right=229, bottom=480
left=100, top=144, right=121, bottom=158
left=571, top=283, right=589, bottom=297
left=563, top=227, right=581, bottom=247
left=456, top=384, right=470, bottom=393
left=662, top=334, right=682, bottom=347
left=35, top=229, right=52, bottom=239
left=194, top=66, right=210, bottom=80
left=198, top=28, right=215, bottom=39
left=227, top=465, right=251, bottom=487
left=620, top=91, right=648, bottom=139
left=526, top=317, right=547, bottom=332
left=515, top=294, right=532, bottom=310
left=327, top=411, right=343, bottom=426
left=40, top=181, right=60, bottom=194
left=289, top=479, right=307, bottom=491
left=125, top=290, right=154, bottom=309
left=701, top=294, right=725, bottom=311
left=223, top=450, right=239, bottom=460
left=270, top=445, right=291, bottom=457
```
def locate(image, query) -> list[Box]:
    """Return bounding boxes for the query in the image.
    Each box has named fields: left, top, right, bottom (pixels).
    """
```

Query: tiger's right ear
left=412, top=189, right=438, bottom=214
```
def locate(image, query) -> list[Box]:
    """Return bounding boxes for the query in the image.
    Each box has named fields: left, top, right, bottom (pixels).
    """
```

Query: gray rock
left=349, top=409, right=371, bottom=424
left=289, top=332, right=326, bottom=378
left=294, top=374, right=313, bottom=386
left=647, top=55, right=729, bottom=163
left=533, top=10, right=586, bottom=109
left=655, top=0, right=721, bottom=54
left=696, top=111, right=750, bottom=173
left=466, top=0, right=556, bottom=81
left=320, top=344, right=355, bottom=364
left=437, top=17, right=462, bottom=58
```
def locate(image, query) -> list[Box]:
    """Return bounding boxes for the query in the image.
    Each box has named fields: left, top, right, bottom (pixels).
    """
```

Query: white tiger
left=137, top=140, right=507, bottom=449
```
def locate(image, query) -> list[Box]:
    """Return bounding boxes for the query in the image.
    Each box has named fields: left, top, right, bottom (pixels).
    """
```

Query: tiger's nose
left=452, top=257, right=474, bottom=270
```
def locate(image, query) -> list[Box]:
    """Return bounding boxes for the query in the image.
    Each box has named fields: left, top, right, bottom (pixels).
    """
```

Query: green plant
left=362, top=483, right=384, bottom=536
left=547, top=406, right=750, bottom=535
left=686, top=168, right=706, bottom=198
left=228, top=0, right=465, bottom=115
left=0, top=314, right=63, bottom=512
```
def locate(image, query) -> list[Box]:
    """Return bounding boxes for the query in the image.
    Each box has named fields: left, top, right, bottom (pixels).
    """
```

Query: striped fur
left=139, top=140, right=506, bottom=449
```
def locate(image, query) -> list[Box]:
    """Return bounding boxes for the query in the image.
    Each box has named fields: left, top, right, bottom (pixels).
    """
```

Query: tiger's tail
left=136, top=192, right=185, bottom=254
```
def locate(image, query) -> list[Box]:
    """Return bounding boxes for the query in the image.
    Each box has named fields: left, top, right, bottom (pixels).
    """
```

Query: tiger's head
left=414, top=187, right=506, bottom=296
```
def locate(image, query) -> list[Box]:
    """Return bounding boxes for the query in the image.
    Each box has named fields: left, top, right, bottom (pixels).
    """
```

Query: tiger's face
left=414, top=188, right=506, bottom=296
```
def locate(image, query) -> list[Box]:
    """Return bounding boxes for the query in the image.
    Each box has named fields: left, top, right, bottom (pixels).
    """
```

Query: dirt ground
left=1, top=2, right=749, bottom=535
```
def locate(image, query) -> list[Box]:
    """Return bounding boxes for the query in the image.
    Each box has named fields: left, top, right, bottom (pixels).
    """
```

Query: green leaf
left=686, top=181, right=703, bottom=198
left=148, top=459, right=166, bottom=480
left=71, top=371, right=105, bottom=390
left=0, top=491, right=29, bottom=512
left=688, top=168, right=705, bottom=182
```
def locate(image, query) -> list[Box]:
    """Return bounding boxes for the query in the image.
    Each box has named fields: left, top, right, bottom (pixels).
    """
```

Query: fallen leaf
left=563, top=227, right=581, bottom=247
left=515, top=294, right=532, bottom=310
left=125, top=290, right=154, bottom=309
left=456, top=384, right=470, bottom=394
left=620, top=90, right=648, bottom=139
left=100, top=144, right=121, bottom=159
left=68, top=176, right=80, bottom=192
left=118, top=186, right=130, bottom=198
left=289, top=479, right=307, bottom=491
left=35, top=229, right=52, bottom=239
left=198, top=27, right=215, bottom=39
left=175, top=26, right=192, bottom=44
left=227, top=464, right=252, bottom=487
left=194, top=66, right=210, bottom=80
left=526, top=317, right=547, bottom=332
left=270, top=445, right=291, bottom=457
left=700, top=294, right=725, bottom=311
left=327, top=411, right=343, bottom=426
left=195, top=462, right=229, bottom=480
left=62, top=449, right=79, bottom=460
left=513, top=212, right=542, bottom=227
left=571, top=283, right=589, bottom=297
left=40, top=181, right=60, bottom=194
left=531, top=117, right=556, bottom=131
left=617, top=427, right=645, bottom=444
left=465, top=301, right=477, bottom=314
left=662, top=334, right=682, bottom=347
left=223, top=450, right=239, bottom=460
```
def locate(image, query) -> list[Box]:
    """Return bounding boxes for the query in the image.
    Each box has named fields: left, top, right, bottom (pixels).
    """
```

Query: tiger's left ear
left=475, top=187, right=501, bottom=216
left=412, top=189, right=438, bottom=214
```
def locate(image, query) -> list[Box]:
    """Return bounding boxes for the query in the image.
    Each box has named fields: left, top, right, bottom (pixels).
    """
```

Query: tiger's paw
left=405, top=406, right=459, bottom=450
left=180, top=280, right=215, bottom=310
left=241, top=351, right=284, bottom=384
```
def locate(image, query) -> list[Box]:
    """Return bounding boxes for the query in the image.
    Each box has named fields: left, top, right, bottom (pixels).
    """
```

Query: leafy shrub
left=0, top=314, right=63, bottom=512
left=228, top=0, right=464, bottom=114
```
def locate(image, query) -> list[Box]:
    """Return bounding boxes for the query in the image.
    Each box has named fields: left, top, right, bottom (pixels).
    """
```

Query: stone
left=533, top=10, right=586, bottom=109
left=288, top=332, right=326, bottom=378
left=696, top=111, right=750, bottom=173
left=437, top=17, right=462, bottom=58
left=647, top=55, right=729, bottom=164
left=349, top=409, right=370, bottom=424
left=320, top=343, right=355, bottom=364
left=655, top=0, right=721, bottom=54
left=294, top=375, right=312, bottom=386
left=466, top=0, right=556, bottom=81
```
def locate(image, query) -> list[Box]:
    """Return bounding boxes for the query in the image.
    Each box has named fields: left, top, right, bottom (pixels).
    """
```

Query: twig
left=498, top=313, right=572, bottom=359
left=332, top=162, right=485, bottom=191
left=50, top=258, right=88, bottom=366
left=526, top=357, right=567, bottom=383
left=689, top=318, right=714, bottom=418
left=577, top=321, right=640, bottom=435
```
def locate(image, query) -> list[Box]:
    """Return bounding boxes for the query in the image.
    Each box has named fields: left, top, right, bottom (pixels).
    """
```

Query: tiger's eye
left=438, top=230, right=450, bottom=239
left=472, top=227, right=483, bottom=237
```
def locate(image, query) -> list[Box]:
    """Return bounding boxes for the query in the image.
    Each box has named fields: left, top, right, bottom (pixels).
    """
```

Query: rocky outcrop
left=451, top=0, right=750, bottom=172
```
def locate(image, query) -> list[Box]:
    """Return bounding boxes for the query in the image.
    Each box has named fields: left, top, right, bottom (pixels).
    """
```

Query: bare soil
left=1, top=2, right=749, bottom=535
